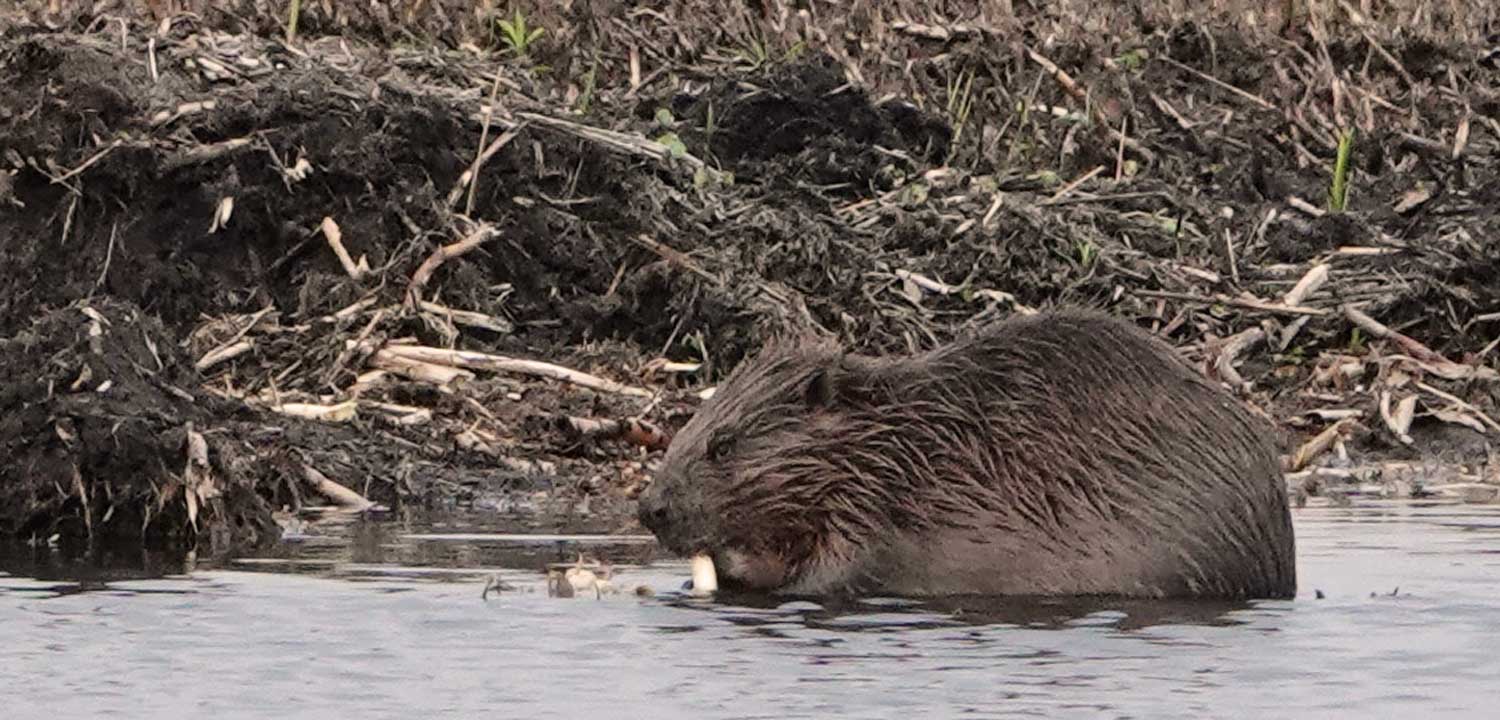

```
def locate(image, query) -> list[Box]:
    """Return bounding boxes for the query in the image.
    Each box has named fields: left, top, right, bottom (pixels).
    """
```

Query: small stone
left=1461, top=484, right=1499, bottom=504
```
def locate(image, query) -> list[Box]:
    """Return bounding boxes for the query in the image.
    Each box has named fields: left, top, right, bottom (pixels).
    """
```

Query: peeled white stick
left=690, top=554, right=718, bottom=595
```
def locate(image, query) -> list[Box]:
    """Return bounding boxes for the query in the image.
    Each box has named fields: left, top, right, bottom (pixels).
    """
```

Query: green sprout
left=1328, top=128, right=1354, bottom=212
left=576, top=55, right=598, bottom=114
left=732, top=28, right=801, bottom=71
left=1076, top=239, right=1098, bottom=267
left=945, top=67, right=976, bottom=163
left=498, top=8, right=544, bottom=57
left=1114, top=48, right=1148, bottom=71
left=737, top=34, right=770, bottom=70
left=286, top=0, right=301, bottom=43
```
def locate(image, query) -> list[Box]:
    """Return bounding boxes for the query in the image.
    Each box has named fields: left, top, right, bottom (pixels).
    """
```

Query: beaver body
left=637, top=310, right=1296, bottom=599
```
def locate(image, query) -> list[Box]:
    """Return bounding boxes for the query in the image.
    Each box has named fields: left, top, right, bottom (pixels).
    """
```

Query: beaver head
left=636, top=333, right=876, bottom=591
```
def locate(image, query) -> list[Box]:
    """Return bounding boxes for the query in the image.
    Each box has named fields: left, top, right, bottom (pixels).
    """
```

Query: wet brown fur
left=637, top=309, right=1297, bottom=599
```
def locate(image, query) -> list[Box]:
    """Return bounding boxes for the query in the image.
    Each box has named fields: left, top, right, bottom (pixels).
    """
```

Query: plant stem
left=286, top=0, right=301, bottom=44
left=1329, top=128, right=1354, bottom=212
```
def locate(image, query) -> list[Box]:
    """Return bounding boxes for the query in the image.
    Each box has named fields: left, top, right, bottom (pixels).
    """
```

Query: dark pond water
left=3, top=501, right=1498, bottom=719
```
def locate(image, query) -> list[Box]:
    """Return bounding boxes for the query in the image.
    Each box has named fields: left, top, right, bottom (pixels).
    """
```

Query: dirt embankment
left=3, top=1, right=1499, bottom=554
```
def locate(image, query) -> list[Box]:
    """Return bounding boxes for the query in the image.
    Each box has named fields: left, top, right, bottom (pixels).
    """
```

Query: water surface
left=3, top=502, right=1497, bottom=719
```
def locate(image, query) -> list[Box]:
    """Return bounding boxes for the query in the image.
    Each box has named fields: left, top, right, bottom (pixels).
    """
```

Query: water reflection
left=676, top=589, right=1259, bottom=632
left=1, top=500, right=1497, bottom=718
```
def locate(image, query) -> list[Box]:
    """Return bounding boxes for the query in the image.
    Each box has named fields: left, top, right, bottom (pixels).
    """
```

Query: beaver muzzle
left=637, top=483, right=720, bottom=594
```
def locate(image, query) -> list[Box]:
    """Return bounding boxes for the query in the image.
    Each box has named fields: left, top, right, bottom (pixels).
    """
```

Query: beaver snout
left=636, top=484, right=671, bottom=533
left=635, top=476, right=710, bottom=555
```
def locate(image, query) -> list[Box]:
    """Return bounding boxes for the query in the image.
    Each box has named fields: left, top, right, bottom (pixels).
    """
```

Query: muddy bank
left=3, top=3, right=1499, bottom=552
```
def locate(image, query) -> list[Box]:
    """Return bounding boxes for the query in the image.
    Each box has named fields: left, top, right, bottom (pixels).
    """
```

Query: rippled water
left=4, top=502, right=1498, bottom=719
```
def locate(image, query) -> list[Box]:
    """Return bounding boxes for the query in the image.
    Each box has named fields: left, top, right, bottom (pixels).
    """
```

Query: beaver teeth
left=690, top=553, right=718, bottom=595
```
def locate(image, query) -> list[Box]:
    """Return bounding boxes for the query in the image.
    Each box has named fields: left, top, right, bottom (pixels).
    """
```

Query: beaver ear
left=804, top=367, right=838, bottom=408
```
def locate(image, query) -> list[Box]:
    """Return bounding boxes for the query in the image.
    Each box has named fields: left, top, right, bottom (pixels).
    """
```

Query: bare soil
left=3, top=1, right=1498, bottom=555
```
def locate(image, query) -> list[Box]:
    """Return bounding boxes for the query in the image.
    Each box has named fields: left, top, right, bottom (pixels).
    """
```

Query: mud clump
left=671, top=54, right=953, bottom=190
left=0, top=297, right=275, bottom=547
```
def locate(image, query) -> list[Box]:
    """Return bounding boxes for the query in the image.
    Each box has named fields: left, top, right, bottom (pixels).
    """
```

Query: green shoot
left=738, top=34, right=770, bottom=70
left=1076, top=239, right=1098, bottom=267
left=498, top=8, right=544, bottom=57
left=654, top=132, right=687, bottom=159
left=1114, top=48, right=1147, bottom=71
left=782, top=40, right=806, bottom=63
left=1328, top=128, right=1354, bottom=212
left=286, top=0, right=301, bottom=43
left=729, top=27, right=800, bottom=71
left=576, top=55, right=598, bottom=114
left=945, top=67, right=976, bottom=163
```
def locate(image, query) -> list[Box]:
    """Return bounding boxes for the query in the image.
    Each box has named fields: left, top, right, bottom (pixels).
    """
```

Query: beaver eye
left=707, top=430, right=736, bottom=460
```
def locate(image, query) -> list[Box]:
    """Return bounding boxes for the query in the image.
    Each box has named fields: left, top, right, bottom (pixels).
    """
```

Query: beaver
left=636, top=309, right=1297, bottom=599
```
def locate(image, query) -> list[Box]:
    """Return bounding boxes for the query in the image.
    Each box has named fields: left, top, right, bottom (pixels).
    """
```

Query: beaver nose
left=636, top=485, right=670, bottom=532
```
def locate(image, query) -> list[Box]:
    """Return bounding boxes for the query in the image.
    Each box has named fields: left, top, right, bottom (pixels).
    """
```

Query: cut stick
left=302, top=465, right=374, bottom=511
left=182, top=425, right=215, bottom=533
left=417, top=300, right=513, bottom=334
left=406, top=225, right=498, bottom=305
left=1282, top=264, right=1330, bottom=307
left=1303, top=408, right=1363, bottom=421
left=1289, top=419, right=1351, bottom=472
left=272, top=400, right=358, bottom=423
left=1286, top=196, right=1326, bottom=217
left=893, top=270, right=1034, bottom=313
left=378, top=344, right=652, bottom=398
left=640, top=358, right=703, bottom=376
left=357, top=400, right=433, bottom=427
left=1213, top=327, right=1265, bottom=388
left=195, top=339, right=253, bottom=371
left=558, top=415, right=671, bottom=450
left=346, top=369, right=389, bottom=396
left=463, top=64, right=514, bottom=216
left=1379, top=391, right=1417, bottom=445
left=1155, top=54, right=1275, bottom=110
left=52, top=139, right=123, bottom=185
left=368, top=348, right=476, bottom=385
left=319, top=216, right=368, bottom=280
left=449, top=126, right=522, bottom=212
left=322, top=295, right=379, bottom=323
left=633, top=234, right=721, bottom=286
left=1132, top=289, right=1328, bottom=316
left=516, top=111, right=718, bottom=173
left=1343, top=305, right=1495, bottom=380
left=890, top=20, right=978, bottom=41
left=321, top=308, right=387, bottom=387
left=193, top=304, right=274, bottom=370
left=1041, top=165, right=1106, bottom=205
left=896, top=269, right=960, bottom=295
left=981, top=192, right=1005, bottom=229
left=1416, top=382, right=1500, bottom=433
left=1332, top=246, right=1400, bottom=257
